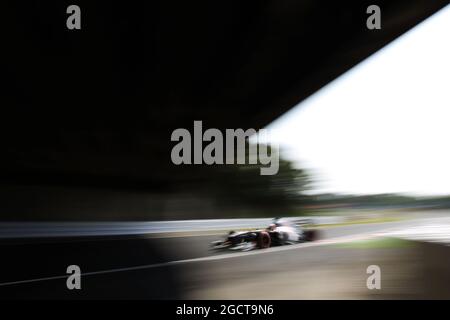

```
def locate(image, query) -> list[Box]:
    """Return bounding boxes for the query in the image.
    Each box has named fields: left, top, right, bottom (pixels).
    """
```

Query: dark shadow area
left=2, top=0, right=448, bottom=220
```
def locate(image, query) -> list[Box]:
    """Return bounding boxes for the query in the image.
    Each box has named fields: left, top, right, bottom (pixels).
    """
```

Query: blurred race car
left=211, top=218, right=320, bottom=251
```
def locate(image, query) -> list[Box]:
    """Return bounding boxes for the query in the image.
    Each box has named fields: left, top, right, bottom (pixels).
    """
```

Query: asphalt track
left=0, top=215, right=447, bottom=299
left=146, top=219, right=411, bottom=261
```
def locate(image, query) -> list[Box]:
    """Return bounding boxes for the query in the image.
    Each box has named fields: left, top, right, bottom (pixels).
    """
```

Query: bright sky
left=264, top=5, right=450, bottom=196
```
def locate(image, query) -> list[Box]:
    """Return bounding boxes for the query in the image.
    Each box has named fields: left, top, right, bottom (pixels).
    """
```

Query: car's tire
left=257, top=231, right=271, bottom=249
left=303, top=229, right=320, bottom=241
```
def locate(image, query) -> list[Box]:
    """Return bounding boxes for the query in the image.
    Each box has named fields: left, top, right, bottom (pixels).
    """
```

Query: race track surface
left=0, top=214, right=448, bottom=299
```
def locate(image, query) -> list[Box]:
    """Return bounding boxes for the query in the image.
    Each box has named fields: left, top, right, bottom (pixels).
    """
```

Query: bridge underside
left=2, top=0, right=447, bottom=219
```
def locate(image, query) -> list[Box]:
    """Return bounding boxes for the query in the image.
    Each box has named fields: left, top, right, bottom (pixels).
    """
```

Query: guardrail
left=0, top=216, right=345, bottom=239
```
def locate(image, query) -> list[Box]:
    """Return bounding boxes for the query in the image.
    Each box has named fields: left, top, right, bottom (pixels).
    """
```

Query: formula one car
left=211, top=218, right=320, bottom=251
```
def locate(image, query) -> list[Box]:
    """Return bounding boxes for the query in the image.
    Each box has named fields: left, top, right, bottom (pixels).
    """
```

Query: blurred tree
left=185, top=143, right=313, bottom=217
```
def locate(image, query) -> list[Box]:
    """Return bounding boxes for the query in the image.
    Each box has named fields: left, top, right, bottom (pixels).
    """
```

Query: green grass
left=335, top=237, right=414, bottom=249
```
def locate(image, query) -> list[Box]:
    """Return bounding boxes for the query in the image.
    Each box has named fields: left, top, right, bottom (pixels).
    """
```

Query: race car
left=211, top=218, right=320, bottom=251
